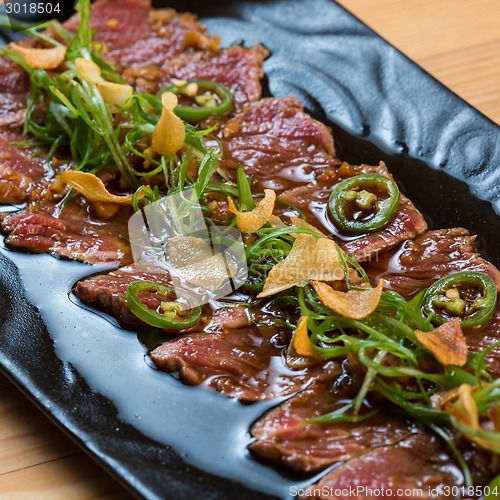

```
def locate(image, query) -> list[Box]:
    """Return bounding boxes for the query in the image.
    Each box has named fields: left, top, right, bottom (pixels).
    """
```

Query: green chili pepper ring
left=328, top=173, right=401, bottom=234
left=421, top=271, right=497, bottom=329
left=126, top=280, right=202, bottom=330
left=159, top=80, right=234, bottom=122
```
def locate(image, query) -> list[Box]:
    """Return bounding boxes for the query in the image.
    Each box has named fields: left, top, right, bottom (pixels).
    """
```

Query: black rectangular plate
left=0, top=1, right=499, bottom=499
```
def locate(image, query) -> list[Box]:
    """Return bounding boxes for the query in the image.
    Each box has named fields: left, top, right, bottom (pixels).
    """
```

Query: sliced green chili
left=486, top=475, right=500, bottom=500
left=328, top=173, right=400, bottom=234
left=126, top=280, right=201, bottom=330
left=422, top=271, right=497, bottom=329
left=159, top=80, right=233, bottom=122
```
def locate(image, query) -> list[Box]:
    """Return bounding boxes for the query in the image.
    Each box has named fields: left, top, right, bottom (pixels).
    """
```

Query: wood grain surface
left=1, top=1, right=499, bottom=498
left=338, top=0, right=500, bottom=125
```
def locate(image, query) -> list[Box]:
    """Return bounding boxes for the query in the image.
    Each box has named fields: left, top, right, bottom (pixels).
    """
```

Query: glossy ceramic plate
left=0, top=1, right=499, bottom=498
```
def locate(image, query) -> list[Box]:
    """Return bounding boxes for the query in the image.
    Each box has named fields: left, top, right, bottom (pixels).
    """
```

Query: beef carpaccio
left=0, top=0, right=499, bottom=498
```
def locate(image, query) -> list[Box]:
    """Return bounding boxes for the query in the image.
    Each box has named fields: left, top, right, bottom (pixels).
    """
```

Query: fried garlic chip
left=292, top=316, right=317, bottom=357
left=415, top=318, right=467, bottom=366
left=10, top=43, right=66, bottom=69
left=75, top=58, right=133, bottom=112
left=289, top=217, right=325, bottom=237
left=445, top=384, right=478, bottom=427
left=268, top=214, right=286, bottom=228
left=258, top=234, right=344, bottom=298
left=311, top=279, right=385, bottom=320
left=442, top=384, right=499, bottom=452
left=430, top=387, right=461, bottom=411
left=228, top=189, right=276, bottom=233
left=97, top=82, right=133, bottom=112
left=59, top=171, right=132, bottom=205
left=152, top=92, right=186, bottom=155
left=268, top=215, right=325, bottom=238
left=285, top=315, right=321, bottom=370
left=75, top=58, right=101, bottom=82
left=166, top=235, right=234, bottom=290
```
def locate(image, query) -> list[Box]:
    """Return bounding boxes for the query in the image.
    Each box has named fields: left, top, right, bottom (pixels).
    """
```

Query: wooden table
left=1, top=1, right=499, bottom=498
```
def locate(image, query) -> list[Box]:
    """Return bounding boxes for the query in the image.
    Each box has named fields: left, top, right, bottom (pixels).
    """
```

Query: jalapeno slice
left=126, top=280, right=202, bottom=330
left=421, top=271, right=497, bottom=329
left=328, top=173, right=400, bottom=234
left=158, top=80, right=233, bottom=122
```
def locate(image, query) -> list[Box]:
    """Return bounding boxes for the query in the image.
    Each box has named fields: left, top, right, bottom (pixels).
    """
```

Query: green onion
left=236, top=165, right=256, bottom=211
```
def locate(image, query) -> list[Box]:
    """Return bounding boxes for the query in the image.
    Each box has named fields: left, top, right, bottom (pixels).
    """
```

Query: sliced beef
left=75, top=265, right=254, bottom=330
left=280, top=162, right=428, bottom=261
left=78, top=0, right=267, bottom=108
left=0, top=137, right=132, bottom=266
left=220, top=97, right=340, bottom=194
left=341, top=198, right=427, bottom=262
left=157, top=45, right=267, bottom=111
left=1, top=187, right=132, bottom=265
left=150, top=329, right=339, bottom=402
left=0, top=34, right=52, bottom=202
left=65, top=0, right=211, bottom=69
left=0, top=130, right=58, bottom=204
left=249, top=381, right=416, bottom=474
left=305, top=434, right=465, bottom=499
left=75, top=265, right=173, bottom=324
left=66, top=0, right=266, bottom=109
left=0, top=58, right=29, bottom=127
left=365, top=228, right=500, bottom=378
left=365, top=228, right=500, bottom=298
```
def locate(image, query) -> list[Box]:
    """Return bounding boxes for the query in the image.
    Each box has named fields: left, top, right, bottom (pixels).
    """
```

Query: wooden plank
left=422, top=40, right=500, bottom=124
left=0, top=374, right=131, bottom=497
left=0, top=374, right=78, bottom=475
left=0, top=454, right=133, bottom=499
left=338, top=0, right=500, bottom=59
left=338, top=0, right=500, bottom=124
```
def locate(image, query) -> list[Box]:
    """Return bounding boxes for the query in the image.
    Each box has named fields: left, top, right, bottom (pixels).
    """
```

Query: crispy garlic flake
left=267, top=215, right=324, bottom=236
left=9, top=43, right=66, bottom=69
left=59, top=171, right=132, bottom=205
left=151, top=92, right=186, bottom=155
left=267, top=214, right=286, bottom=228
left=228, top=189, right=276, bottom=233
left=311, top=279, right=385, bottom=320
left=440, top=384, right=498, bottom=452
left=415, top=318, right=467, bottom=366
left=166, top=235, right=234, bottom=290
left=292, top=316, right=317, bottom=357
left=257, top=234, right=344, bottom=298
left=289, top=217, right=325, bottom=237
left=75, top=58, right=133, bottom=112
